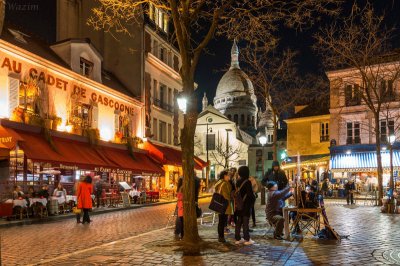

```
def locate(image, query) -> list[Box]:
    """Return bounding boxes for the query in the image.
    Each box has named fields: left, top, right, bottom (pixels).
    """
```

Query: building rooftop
left=1, top=26, right=136, bottom=98
left=289, top=97, right=330, bottom=119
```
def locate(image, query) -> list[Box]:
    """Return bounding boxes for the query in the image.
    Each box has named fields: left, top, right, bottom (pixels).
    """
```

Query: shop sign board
left=94, top=167, right=133, bottom=175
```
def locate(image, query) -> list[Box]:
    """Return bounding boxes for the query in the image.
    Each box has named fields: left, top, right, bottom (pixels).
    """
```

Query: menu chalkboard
left=121, top=192, right=130, bottom=207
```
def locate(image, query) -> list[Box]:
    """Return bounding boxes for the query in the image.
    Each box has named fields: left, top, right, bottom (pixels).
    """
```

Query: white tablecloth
left=30, top=198, right=48, bottom=206
left=66, top=195, right=77, bottom=203
left=6, top=199, right=27, bottom=208
left=129, top=190, right=141, bottom=197
left=51, top=196, right=66, bottom=204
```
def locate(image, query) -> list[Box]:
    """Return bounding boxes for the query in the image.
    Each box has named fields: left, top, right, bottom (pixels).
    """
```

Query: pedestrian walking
left=174, top=178, right=184, bottom=239
left=262, top=161, right=288, bottom=190
left=265, top=181, right=293, bottom=240
left=234, top=166, right=256, bottom=245
left=345, top=179, right=356, bottom=205
left=94, top=177, right=104, bottom=208
left=214, top=170, right=233, bottom=243
left=249, top=176, right=259, bottom=228
left=228, top=167, right=237, bottom=227
left=77, top=175, right=93, bottom=224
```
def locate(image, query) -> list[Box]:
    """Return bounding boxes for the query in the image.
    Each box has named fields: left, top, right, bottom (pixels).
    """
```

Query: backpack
left=234, top=180, right=249, bottom=212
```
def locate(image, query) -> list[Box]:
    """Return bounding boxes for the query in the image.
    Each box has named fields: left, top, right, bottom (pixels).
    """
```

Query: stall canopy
left=144, top=141, right=208, bottom=170
left=330, top=151, right=400, bottom=172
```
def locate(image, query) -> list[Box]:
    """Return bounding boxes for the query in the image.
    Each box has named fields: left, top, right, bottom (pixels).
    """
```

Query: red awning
left=0, top=126, right=23, bottom=149
left=144, top=141, right=207, bottom=170
left=98, top=147, right=164, bottom=175
left=16, top=130, right=115, bottom=169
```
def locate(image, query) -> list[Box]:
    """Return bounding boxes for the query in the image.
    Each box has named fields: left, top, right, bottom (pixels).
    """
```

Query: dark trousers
left=76, top=213, right=81, bottom=222
left=82, top=208, right=90, bottom=223
left=218, top=214, right=228, bottom=238
left=270, top=215, right=285, bottom=237
left=346, top=191, right=354, bottom=204
left=175, top=217, right=184, bottom=237
left=96, top=193, right=102, bottom=208
left=235, top=215, right=250, bottom=241
left=251, top=204, right=256, bottom=226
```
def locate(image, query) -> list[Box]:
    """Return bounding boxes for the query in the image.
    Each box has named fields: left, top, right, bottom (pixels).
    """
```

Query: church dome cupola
left=213, top=40, right=258, bottom=132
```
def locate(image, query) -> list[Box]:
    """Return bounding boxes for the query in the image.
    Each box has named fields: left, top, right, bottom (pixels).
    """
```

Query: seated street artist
left=265, top=181, right=293, bottom=240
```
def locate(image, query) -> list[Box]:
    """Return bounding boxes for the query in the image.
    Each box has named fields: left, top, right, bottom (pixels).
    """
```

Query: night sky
left=194, top=0, right=400, bottom=111
left=4, top=0, right=400, bottom=113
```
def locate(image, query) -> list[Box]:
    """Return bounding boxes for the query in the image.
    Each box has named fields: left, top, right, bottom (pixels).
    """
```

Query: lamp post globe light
left=177, top=95, right=187, bottom=114
left=258, top=135, right=267, bottom=205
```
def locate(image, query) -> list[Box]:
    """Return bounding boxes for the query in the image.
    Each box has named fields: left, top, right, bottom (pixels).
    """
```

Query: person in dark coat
left=345, top=179, right=356, bottom=205
left=234, top=166, right=256, bottom=245
left=262, top=161, right=288, bottom=190
left=266, top=181, right=293, bottom=240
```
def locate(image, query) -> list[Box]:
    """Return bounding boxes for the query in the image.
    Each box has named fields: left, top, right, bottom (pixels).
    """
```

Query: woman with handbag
left=77, top=175, right=93, bottom=224
left=214, top=170, right=233, bottom=243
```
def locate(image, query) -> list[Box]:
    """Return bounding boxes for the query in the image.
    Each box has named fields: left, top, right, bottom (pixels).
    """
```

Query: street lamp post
left=258, top=135, right=267, bottom=205
left=388, top=135, right=396, bottom=213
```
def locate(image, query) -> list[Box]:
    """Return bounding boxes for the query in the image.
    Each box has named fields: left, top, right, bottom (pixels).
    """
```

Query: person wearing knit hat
left=262, top=160, right=288, bottom=190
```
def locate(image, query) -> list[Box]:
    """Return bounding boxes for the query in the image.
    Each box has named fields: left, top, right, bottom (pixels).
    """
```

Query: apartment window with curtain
left=380, top=120, right=395, bottom=143
left=168, top=123, right=172, bottom=144
left=345, top=84, right=361, bottom=106
left=153, top=79, right=158, bottom=104
left=346, top=122, right=361, bottom=144
left=159, top=121, right=167, bottom=143
left=80, top=57, right=93, bottom=77
left=153, top=118, right=158, bottom=140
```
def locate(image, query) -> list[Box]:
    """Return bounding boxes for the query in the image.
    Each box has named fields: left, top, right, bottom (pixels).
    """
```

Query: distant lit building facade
left=327, top=59, right=400, bottom=187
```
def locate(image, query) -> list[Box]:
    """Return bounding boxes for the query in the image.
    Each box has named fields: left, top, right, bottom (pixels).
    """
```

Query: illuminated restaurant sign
left=94, top=167, right=134, bottom=175
left=0, top=56, right=137, bottom=116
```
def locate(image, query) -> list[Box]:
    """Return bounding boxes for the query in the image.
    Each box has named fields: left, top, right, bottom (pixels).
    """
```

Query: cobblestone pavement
left=0, top=198, right=211, bottom=266
left=2, top=200, right=400, bottom=266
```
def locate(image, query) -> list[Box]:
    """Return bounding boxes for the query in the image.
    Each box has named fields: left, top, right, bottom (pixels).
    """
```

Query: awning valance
left=281, top=155, right=330, bottom=170
left=97, top=147, right=164, bottom=175
left=12, top=128, right=164, bottom=175
left=330, top=151, right=400, bottom=172
left=16, top=130, right=116, bottom=170
left=144, top=141, right=207, bottom=170
left=0, top=126, right=23, bottom=149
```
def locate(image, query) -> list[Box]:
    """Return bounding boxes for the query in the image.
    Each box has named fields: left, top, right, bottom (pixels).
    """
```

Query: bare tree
left=210, top=136, right=245, bottom=169
left=0, top=0, right=5, bottom=36
left=88, top=0, right=340, bottom=245
left=242, top=43, right=328, bottom=160
left=315, top=2, right=400, bottom=203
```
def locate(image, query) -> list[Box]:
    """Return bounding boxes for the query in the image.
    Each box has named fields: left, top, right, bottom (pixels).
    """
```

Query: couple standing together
left=214, top=166, right=257, bottom=245
left=214, top=161, right=291, bottom=244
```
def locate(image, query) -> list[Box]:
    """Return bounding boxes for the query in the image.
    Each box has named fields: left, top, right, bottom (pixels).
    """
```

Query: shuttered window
left=8, top=76, right=19, bottom=116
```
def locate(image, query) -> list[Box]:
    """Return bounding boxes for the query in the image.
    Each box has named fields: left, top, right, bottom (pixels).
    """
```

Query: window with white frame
left=380, top=119, right=395, bottom=143
left=320, top=122, right=329, bottom=142
left=149, top=4, right=169, bottom=33
left=79, top=57, right=93, bottom=77
left=346, top=122, right=361, bottom=144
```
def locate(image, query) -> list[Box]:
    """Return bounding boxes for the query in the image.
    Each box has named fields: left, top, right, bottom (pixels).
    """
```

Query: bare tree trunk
left=0, top=0, right=5, bottom=36
left=374, top=115, right=384, bottom=205
left=180, top=77, right=201, bottom=244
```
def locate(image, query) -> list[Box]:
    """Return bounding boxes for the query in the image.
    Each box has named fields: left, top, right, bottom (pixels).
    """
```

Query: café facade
left=0, top=29, right=167, bottom=195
